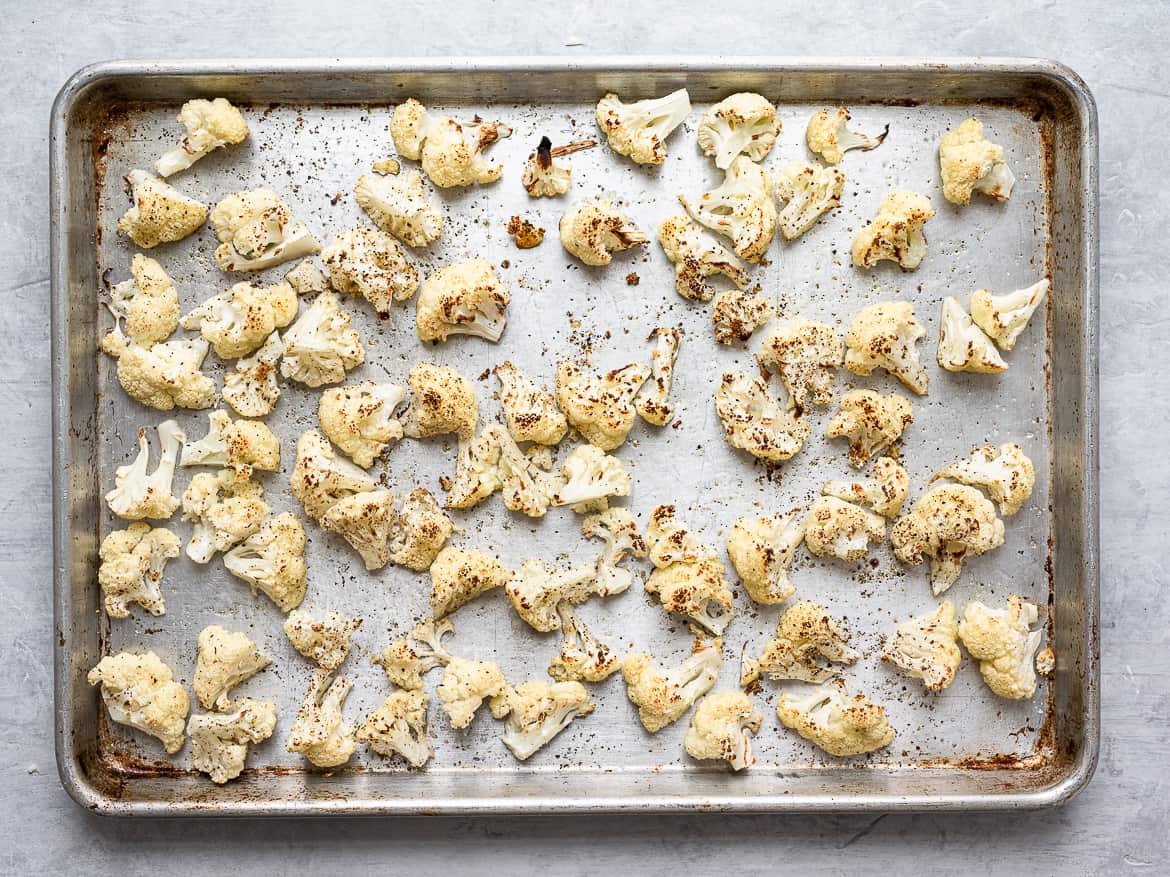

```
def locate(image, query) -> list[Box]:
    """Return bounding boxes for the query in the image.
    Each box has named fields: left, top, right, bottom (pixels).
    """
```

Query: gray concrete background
left=2, top=1, right=1164, bottom=874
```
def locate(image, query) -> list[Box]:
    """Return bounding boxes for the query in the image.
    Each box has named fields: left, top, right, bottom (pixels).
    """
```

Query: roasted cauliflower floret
left=356, top=690, right=433, bottom=767
left=806, top=107, right=888, bottom=165
left=776, top=679, right=895, bottom=757
left=373, top=619, right=453, bottom=691
left=559, top=199, right=648, bottom=267
left=550, top=443, right=631, bottom=513
left=679, top=156, right=776, bottom=262
left=116, top=169, right=207, bottom=248
left=684, top=690, right=763, bottom=771
left=318, top=381, right=406, bottom=468
left=222, top=331, right=283, bottom=418
left=725, top=513, right=805, bottom=605
left=774, top=161, right=846, bottom=239
left=712, top=288, right=772, bottom=346
left=935, top=442, right=1035, bottom=516
left=105, top=420, right=185, bottom=520
left=937, top=296, right=1008, bottom=374
left=756, top=320, right=843, bottom=415
left=283, top=609, right=362, bottom=671
left=443, top=425, right=504, bottom=510
left=287, top=669, right=355, bottom=769
left=211, top=188, right=321, bottom=272
left=583, top=507, right=647, bottom=595
left=114, top=338, right=217, bottom=411
left=489, top=680, right=595, bottom=761
left=506, top=557, right=619, bottom=633
left=321, top=227, right=420, bottom=318
left=223, top=512, right=308, bottom=612
left=958, top=595, right=1046, bottom=699
left=284, top=259, right=328, bottom=295
left=279, top=291, right=365, bottom=388
left=698, top=93, right=781, bottom=170
left=400, top=361, right=479, bottom=441
left=635, top=327, right=682, bottom=425
left=851, top=190, right=935, bottom=271
left=646, top=552, right=735, bottom=636
left=321, top=489, right=397, bottom=571
left=622, top=639, right=722, bottom=733
left=595, top=88, right=690, bottom=165
left=844, top=301, right=929, bottom=394
left=181, top=468, right=268, bottom=563
left=881, top=600, right=962, bottom=692
left=193, top=625, right=271, bottom=711
left=436, top=657, right=508, bottom=729
left=822, top=456, right=911, bottom=518
left=521, top=136, right=596, bottom=197
left=494, top=361, right=567, bottom=445
left=715, top=371, right=810, bottom=464
left=890, top=483, right=1005, bottom=595
left=657, top=214, right=749, bottom=303
left=97, top=522, right=181, bottom=618
left=181, top=280, right=298, bottom=359
left=741, top=601, right=860, bottom=685
left=290, top=429, right=378, bottom=523
left=354, top=169, right=443, bottom=247
left=547, top=603, right=621, bottom=683
left=391, top=488, right=453, bottom=571
left=429, top=546, right=512, bottom=619
left=156, top=97, right=249, bottom=178
left=939, top=117, right=1016, bottom=205
left=88, top=651, right=189, bottom=754
left=100, top=254, right=180, bottom=357
left=826, top=389, right=914, bottom=468
left=555, top=361, right=650, bottom=451
left=970, top=279, right=1049, bottom=351
left=804, top=496, right=886, bottom=561
left=416, top=258, right=510, bottom=343
left=391, top=99, right=511, bottom=188
left=179, top=409, right=281, bottom=474
left=646, top=503, right=717, bottom=567
left=187, top=698, right=277, bottom=784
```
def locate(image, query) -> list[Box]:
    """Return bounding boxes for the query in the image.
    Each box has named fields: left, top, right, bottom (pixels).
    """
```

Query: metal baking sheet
left=51, top=58, right=1099, bottom=814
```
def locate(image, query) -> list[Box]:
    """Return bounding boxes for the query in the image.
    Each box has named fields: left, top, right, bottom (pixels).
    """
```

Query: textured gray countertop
left=3, top=1, right=1164, bottom=873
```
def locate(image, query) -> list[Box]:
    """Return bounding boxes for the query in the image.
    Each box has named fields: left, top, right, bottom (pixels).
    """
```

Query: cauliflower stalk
left=822, top=456, right=910, bottom=518
left=429, top=546, right=512, bottom=619
left=657, top=214, right=749, bottom=303
left=804, top=496, right=886, bottom=561
left=715, top=371, right=810, bottom=464
left=97, top=522, right=180, bottom=618
left=756, top=320, right=843, bottom=415
left=489, top=680, right=595, bottom=761
left=521, top=136, right=596, bottom=197
left=826, top=389, right=914, bottom=468
left=698, top=93, right=781, bottom=170
left=114, top=338, right=217, bottom=411
left=321, top=227, right=420, bottom=318
left=935, top=442, right=1035, bottom=516
left=181, top=468, right=269, bottom=563
left=555, top=361, right=651, bottom=451
left=211, top=188, right=321, bottom=272
left=725, top=513, right=805, bottom=605
left=287, top=669, right=356, bottom=769
left=223, top=331, right=283, bottom=417
left=279, top=291, right=365, bottom=388
left=290, top=429, right=378, bottom=523
left=970, top=279, right=1049, bottom=351
left=937, top=296, right=1008, bottom=374
left=711, top=287, right=773, bottom=345
left=622, top=639, right=722, bottom=733
left=193, top=625, right=271, bottom=711
left=320, top=489, right=397, bottom=571
left=939, top=117, right=1016, bottom=205
left=223, top=512, right=308, bottom=612
left=116, top=169, right=207, bottom=248
left=679, top=156, right=777, bottom=262
left=635, top=327, right=682, bottom=425
left=88, top=651, right=190, bottom=754
left=494, top=361, right=567, bottom=445
left=684, top=690, right=763, bottom=771
left=105, top=420, right=185, bottom=520
left=156, top=98, right=249, bottom=178
left=391, top=98, right=511, bottom=188
left=741, top=601, right=860, bottom=685
left=100, top=254, right=180, bottom=357
left=851, top=190, right=935, bottom=271
left=645, top=505, right=735, bottom=635
left=806, top=107, right=888, bottom=165
left=958, top=595, right=1047, bottom=699
left=595, top=88, right=691, bottom=165
left=881, top=600, right=962, bottom=692
left=356, top=690, right=433, bottom=767
left=187, top=698, right=276, bottom=784
left=318, top=381, right=407, bottom=468
left=354, top=169, right=443, bottom=247
left=559, top=199, right=648, bottom=266
left=776, top=679, right=895, bottom=757
left=416, top=258, right=510, bottom=343
left=283, top=608, right=363, bottom=670
left=774, top=161, right=846, bottom=240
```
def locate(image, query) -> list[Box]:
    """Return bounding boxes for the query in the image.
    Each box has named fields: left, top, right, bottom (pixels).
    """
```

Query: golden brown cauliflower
left=100, top=254, right=180, bottom=357
left=489, top=680, right=595, bottom=761
left=187, top=698, right=277, bottom=784
left=559, top=199, right=648, bottom=266
left=416, top=258, right=510, bottom=343
left=822, top=456, right=911, bottom=518
left=970, top=279, right=1049, bottom=351
left=776, top=678, right=895, bottom=757
left=679, top=156, right=776, bottom=262
left=114, top=339, right=217, bottom=412
left=756, top=320, right=843, bottom=414
left=741, top=600, right=860, bottom=685
left=635, top=327, right=683, bottom=425
left=318, top=382, right=407, bottom=468
left=320, top=489, right=398, bottom=571
left=390, top=488, right=453, bottom=571
left=400, top=361, right=479, bottom=441
left=494, top=361, right=568, bottom=445
left=283, top=608, right=363, bottom=670
left=179, top=409, right=281, bottom=475
left=935, top=442, right=1036, bottom=516
left=683, top=690, right=763, bottom=771
left=805, top=107, right=887, bottom=165
left=711, top=288, right=773, bottom=346
left=278, top=291, right=365, bottom=389
left=555, top=360, right=650, bottom=451
left=520, top=136, right=596, bottom=197
left=881, top=600, right=962, bottom=692
left=825, top=389, right=914, bottom=468
left=97, top=522, right=180, bottom=619
left=714, top=371, right=810, bottom=464
left=621, top=639, right=722, bottom=733
left=356, top=689, right=433, bottom=767
left=180, top=281, right=298, bottom=359
left=844, top=301, right=929, bottom=394
left=698, top=92, right=781, bottom=169
left=937, top=296, right=1008, bottom=374
left=287, top=668, right=355, bottom=769
left=725, top=513, right=805, bottom=605
left=804, top=496, right=886, bottom=561
left=223, top=512, right=308, bottom=612
left=290, top=429, right=378, bottom=523
left=939, top=117, right=1016, bottom=205
left=88, top=651, right=190, bottom=753
left=116, top=170, right=207, bottom=248
left=321, top=227, right=420, bottom=318
left=645, top=505, right=735, bottom=635
left=657, top=214, right=749, bottom=303
left=957, top=595, right=1047, bottom=699
left=193, top=624, right=271, bottom=711
left=155, top=97, right=250, bottom=177
left=390, top=98, right=511, bottom=188
left=354, top=169, right=443, bottom=247
left=180, top=468, right=268, bottom=563
left=595, top=89, right=690, bottom=165
left=429, top=546, right=512, bottom=619
left=851, top=190, right=935, bottom=271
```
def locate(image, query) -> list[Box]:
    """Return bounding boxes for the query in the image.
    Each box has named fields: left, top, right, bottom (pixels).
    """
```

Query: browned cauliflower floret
left=321, top=227, right=420, bottom=319
left=881, top=600, right=962, bottom=692
left=318, top=382, right=406, bottom=468
left=595, top=89, right=690, bottom=165
left=506, top=557, right=621, bottom=633
left=180, top=468, right=268, bottom=563
left=806, top=107, right=887, bottom=165
left=804, top=496, right=886, bottom=561
left=114, top=339, right=217, bottom=412
left=939, top=117, right=1016, bottom=205
left=756, top=320, right=843, bottom=414
left=222, top=331, right=283, bottom=418
left=489, top=680, right=595, bottom=761
left=725, top=513, right=805, bottom=605
left=547, top=603, right=621, bottom=683
left=645, top=505, right=735, bottom=635
left=776, top=678, right=895, bottom=757
left=187, top=698, right=277, bottom=784
left=116, top=170, right=207, bottom=248
left=683, top=690, right=763, bottom=771
left=179, top=409, right=281, bottom=475
left=934, top=442, right=1036, bottom=516
left=390, top=488, right=453, bottom=571
left=822, top=456, right=911, bottom=518
left=851, top=191, right=935, bottom=270
left=970, top=279, right=1049, bottom=351
left=826, top=389, right=914, bottom=468
left=559, top=199, right=648, bottom=266
left=321, top=489, right=398, bottom=571
left=97, top=522, right=181, bottom=618
left=622, top=639, right=722, bottom=733
left=373, top=619, right=453, bottom=691
left=555, top=361, right=650, bottom=451
left=844, top=301, right=929, bottom=394
left=698, top=93, right=781, bottom=169
left=711, top=288, right=773, bottom=346
left=657, top=214, right=749, bottom=303
left=494, top=361, right=567, bottom=445
left=429, top=546, right=512, bottom=619
left=635, top=327, right=682, bottom=425
left=356, top=689, right=433, bottom=767
left=283, top=608, right=363, bottom=670
left=287, top=669, right=355, bottom=769
left=391, top=99, right=511, bottom=188
left=521, top=136, right=596, bottom=197
left=550, top=443, right=630, bottom=514
left=210, top=188, right=321, bottom=272
left=679, top=156, right=776, bottom=262
left=937, top=296, right=1008, bottom=374
left=223, top=512, right=308, bottom=612
left=290, top=429, right=378, bottom=523
left=715, top=371, right=810, bottom=464
left=354, top=169, right=443, bottom=247
left=436, top=656, right=508, bottom=729
left=180, top=281, right=298, bottom=359
left=583, top=507, right=647, bottom=595
left=957, top=595, right=1047, bottom=699
left=156, top=98, right=249, bottom=177
left=279, top=291, right=365, bottom=388
left=416, top=258, right=510, bottom=343
left=285, top=259, right=328, bottom=295
left=88, top=651, right=190, bottom=754
left=774, top=161, right=846, bottom=239
left=400, top=361, right=479, bottom=441
left=741, top=601, right=860, bottom=685
left=100, top=254, right=180, bottom=357
left=193, top=624, right=271, bottom=711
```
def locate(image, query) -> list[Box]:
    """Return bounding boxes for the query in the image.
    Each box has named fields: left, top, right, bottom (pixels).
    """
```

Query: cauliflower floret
left=211, top=188, right=321, bottom=272
left=391, top=99, right=511, bottom=188
left=100, top=254, right=180, bottom=357
left=725, top=513, right=804, bottom=605
left=354, top=170, right=443, bottom=247
left=958, top=595, right=1046, bottom=699
left=632, top=327, right=682, bottom=425
left=595, top=88, right=690, bottom=165
left=181, top=468, right=268, bottom=563
left=415, top=258, right=510, bottom=343
left=321, top=489, right=397, bottom=571
left=774, top=161, right=846, bottom=240
left=547, top=603, right=621, bottom=683
left=321, top=227, right=420, bottom=318
left=822, top=456, right=911, bottom=518
left=646, top=556, right=735, bottom=636
left=287, top=669, right=355, bottom=769
left=806, top=107, right=887, bottom=165
left=937, top=296, right=1008, bottom=374
left=116, top=169, right=207, bottom=248
left=180, top=409, right=281, bottom=474
left=711, top=288, right=773, bottom=346
left=356, top=690, right=433, bottom=767
left=155, top=98, right=249, bottom=178
left=555, top=361, right=650, bottom=451
left=390, top=488, right=453, bottom=571
left=550, top=444, right=630, bottom=513
left=436, top=657, right=508, bottom=729
left=582, top=507, right=647, bottom=595
left=804, top=496, right=886, bottom=561
left=222, top=332, right=283, bottom=418
left=283, top=608, right=362, bottom=670
left=181, top=281, right=299, bottom=360
left=318, top=381, right=406, bottom=468
left=284, top=259, right=328, bottom=295
left=646, top=503, right=717, bottom=567
left=684, top=690, right=763, bottom=771
left=429, top=546, right=511, bottom=619
left=88, top=651, right=189, bottom=754
left=698, top=92, right=781, bottom=170
left=559, top=199, right=648, bottom=267
left=657, top=214, right=749, bottom=303
left=741, top=601, right=860, bottom=686
left=489, top=680, right=595, bottom=761
left=105, top=420, right=185, bottom=520
left=939, top=117, right=1016, bottom=205
left=97, top=522, right=181, bottom=618
left=290, top=429, right=378, bottom=523
left=506, top=558, right=617, bottom=633
left=844, top=300, right=929, bottom=394
left=279, top=291, right=365, bottom=388
left=776, top=679, right=895, bottom=757
left=756, top=320, right=843, bottom=415
left=970, top=279, right=1049, bottom=351
left=826, top=389, right=914, bottom=468
left=192, top=625, right=271, bottom=711
left=400, top=361, right=479, bottom=441
left=714, top=371, right=810, bottom=464
left=187, top=698, right=276, bottom=784
left=935, top=442, right=1035, bottom=517
left=443, top=425, right=504, bottom=510
left=851, top=190, right=935, bottom=271
left=373, top=619, right=453, bottom=691
left=622, top=639, right=722, bottom=733
left=494, top=361, right=568, bottom=445
left=890, top=483, right=1005, bottom=595
left=521, top=136, right=597, bottom=197
left=679, top=156, right=776, bottom=262
left=495, top=425, right=562, bottom=518
left=223, top=512, right=308, bottom=612
left=114, top=338, right=217, bottom=411
left=881, top=600, right=962, bottom=692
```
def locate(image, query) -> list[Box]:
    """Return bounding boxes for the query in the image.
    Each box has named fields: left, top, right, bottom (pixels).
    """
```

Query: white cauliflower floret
left=823, top=457, right=910, bottom=520
left=521, top=136, right=596, bottom=197
left=114, top=338, right=217, bottom=411
left=684, top=690, right=763, bottom=771
left=645, top=506, right=735, bottom=635
left=774, top=161, right=846, bottom=239
left=181, top=468, right=268, bottom=563
left=635, top=327, right=682, bottom=425
left=355, top=690, right=433, bottom=767
left=806, top=107, right=887, bottom=165
left=881, top=600, right=962, bottom=692
left=283, top=608, right=362, bottom=670
left=646, top=503, right=717, bottom=567
left=776, top=679, right=895, bottom=757
left=657, top=214, right=749, bottom=303
left=279, top=291, right=365, bottom=388
left=373, top=619, right=453, bottom=690
left=290, top=429, right=378, bottom=522
left=400, top=361, right=479, bottom=440
left=318, top=381, right=406, bottom=468
left=714, top=371, right=810, bottom=464
left=958, top=595, right=1046, bottom=699
left=187, top=698, right=276, bottom=784
left=559, top=199, right=648, bottom=266
left=506, top=558, right=618, bottom=633
left=443, top=425, right=504, bottom=510
left=390, top=488, right=453, bottom=571
left=391, top=99, right=511, bottom=188
left=845, top=300, right=929, bottom=394
left=852, top=190, right=935, bottom=271
left=429, top=546, right=512, bottom=619
left=826, top=389, right=914, bottom=468
left=494, top=425, right=562, bottom=518
left=180, top=409, right=281, bottom=474
left=223, top=512, right=308, bottom=612
left=741, top=601, right=860, bottom=685
left=551, top=444, right=630, bottom=513
left=935, top=442, right=1036, bottom=517
left=354, top=170, right=443, bottom=247
left=939, top=117, right=1016, bottom=205
left=583, top=507, right=647, bottom=595
left=595, top=88, right=690, bottom=165
left=321, top=227, right=420, bottom=318
left=890, top=483, right=1005, bottom=595
left=555, top=361, right=650, bottom=451
left=679, top=156, right=776, bottom=262
left=548, top=603, right=621, bottom=683
left=97, top=522, right=180, bottom=618
left=698, top=92, right=781, bottom=169
left=222, top=331, right=283, bottom=417
left=970, top=279, right=1049, bottom=351
left=711, top=288, right=773, bottom=345
left=756, top=320, right=843, bottom=414
left=489, top=681, right=595, bottom=761
left=436, top=657, right=508, bottom=729
left=105, top=420, right=185, bottom=520
left=320, top=489, right=397, bottom=571
left=116, top=169, right=207, bottom=248
left=88, top=651, right=189, bottom=754
left=193, top=625, right=271, bottom=710
left=156, top=98, right=249, bottom=178
left=494, top=361, right=568, bottom=445
left=725, top=513, right=805, bottom=605
left=284, top=259, right=328, bottom=295
left=287, top=669, right=355, bottom=769
left=622, top=639, right=722, bottom=732
left=937, top=296, right=1008, bottom=374
left=211, top=188, right=321, bottom=272
left=804, top=496, right=886, bottom=561
left=415, top=258, right=510, bottom=343
left=100, top=254, right=180, bottom=357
